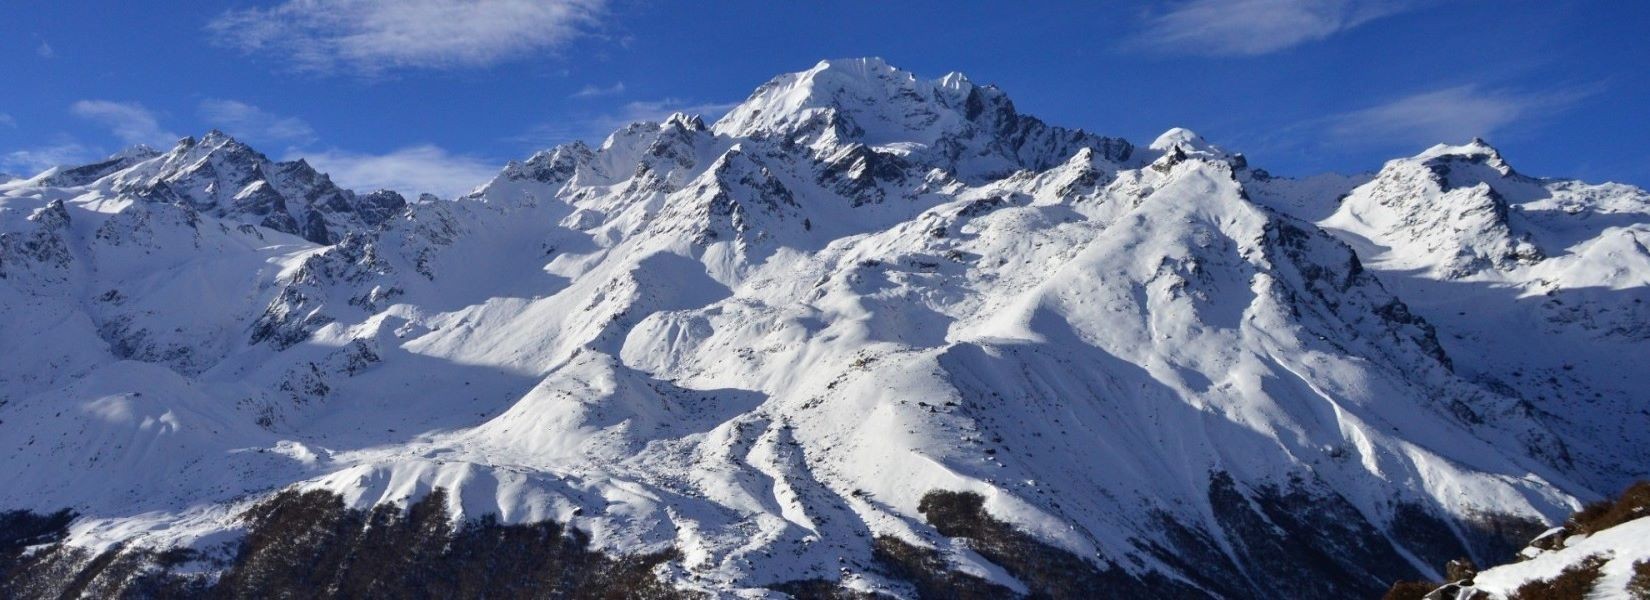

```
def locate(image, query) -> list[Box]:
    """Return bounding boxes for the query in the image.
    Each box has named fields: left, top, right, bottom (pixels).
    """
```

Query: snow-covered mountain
left=2, top=58, right=1647, bottom=599
left=1319, top=140, right=1650, bottom=492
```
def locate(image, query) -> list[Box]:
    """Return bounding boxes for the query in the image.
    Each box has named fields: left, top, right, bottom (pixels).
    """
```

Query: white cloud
left=0, top=113, right=15, bottom=128
left=199, top=99, right=317, bottom=145
left=207, top=0, right=606, bottom=75
left=294, top=145, right=499, bottom=198
left=571, top=82, right=626, bottom=98
left=69, top=100, right=176, bottom=146
left=36, top=41, right=55, bottom=59
left=1323, top=85, right=1592, bottom=146
left=2, top=141, right=96, bottom=176
left=1126, top=0, right=1416, bottom=56
left=517, top=98, right=738, bottom=147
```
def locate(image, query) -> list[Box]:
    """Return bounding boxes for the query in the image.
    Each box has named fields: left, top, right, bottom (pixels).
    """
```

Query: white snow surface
left=1456, top=517, right=1650, bottom=598
left=2, top=58, right=1647, bottom=594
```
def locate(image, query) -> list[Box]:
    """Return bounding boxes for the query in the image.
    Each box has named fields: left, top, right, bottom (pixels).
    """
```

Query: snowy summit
left=2, top=58, right=1649, bottom=599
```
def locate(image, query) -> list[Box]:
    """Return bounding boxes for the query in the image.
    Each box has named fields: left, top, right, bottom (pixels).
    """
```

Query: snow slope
left=3, top=58, right=1647, bottom=597
left=1320, top=139, right=1650, bottom=491
left=1468, top=518, right=1650, bottom=598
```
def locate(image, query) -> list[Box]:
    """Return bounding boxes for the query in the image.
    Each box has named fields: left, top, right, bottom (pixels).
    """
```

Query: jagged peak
left=493, top=141, right=593, bottom=187
left=557, top=139, right=595, bottom=154
left=1326, top=138, right=1548, bottom=277
left=600, top=116, right=707, bottom=153
left=1145, top=128, right=1250, bottom=177
left=271, top=157, right=339, bottom=188
left=163, top=129, right=251, bottom=157
left=360, top=188, right=405, bottom=200
left=793, top=57, right=1000, bottom=106
left=935, top=70, right=974, bottom=92
left=663, top=112, right=707, bottom=132
left=158, top=130, right=261, bottom=166
left=28, top=199, right=72, bottom=228
left=713, top=57, right=958, bottom=140
left=1043, top=146, right=1114, bottom=183
left=521, top=141, right=593, bottom=166
left=709, top=57, right=1131, bottom=183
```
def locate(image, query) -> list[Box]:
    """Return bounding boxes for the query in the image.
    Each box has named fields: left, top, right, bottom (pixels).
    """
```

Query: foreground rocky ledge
left=5, top=483, right=1546, bottom=599
left=1383, top=480, right=1650, bottom=600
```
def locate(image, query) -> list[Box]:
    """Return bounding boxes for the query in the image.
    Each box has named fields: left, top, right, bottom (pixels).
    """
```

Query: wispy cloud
left=2, top=140, right=95, bottom=176
left=199, top=99, right=317, bottom=145
left=516, top=98, right=738, bottom=148
left=1126, top=0, right=1417, bottom=56
left=207, top=0, right=606, bottom=75
left=1322, top=84, right=1595, bottom=146
left=36, top=41, right=55, bottom=59
left=69, top=100, right=176, bottom=146
left=0, top=113, right=15, bottom=128
left=571, top=82, right=626, bottom=99
left=293, top=145, right=499, bottom=198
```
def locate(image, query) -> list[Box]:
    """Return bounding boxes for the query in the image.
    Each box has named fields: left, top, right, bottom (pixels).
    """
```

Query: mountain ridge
left=2, top=58, right=1647, bottom=598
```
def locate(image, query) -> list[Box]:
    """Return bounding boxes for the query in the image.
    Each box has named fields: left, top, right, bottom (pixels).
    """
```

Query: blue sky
left=3, top=0, right=1647, bottom=196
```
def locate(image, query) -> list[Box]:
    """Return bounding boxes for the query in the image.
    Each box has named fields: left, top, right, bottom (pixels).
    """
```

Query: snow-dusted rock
left=3, top=58, right=1648, bottom=598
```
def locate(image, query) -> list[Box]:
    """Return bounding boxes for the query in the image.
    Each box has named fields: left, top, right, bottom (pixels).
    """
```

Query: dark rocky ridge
left=3, top=58, right=1635, bottom=600
left=3, top=483, right=1542, bottom=598
left=2, top=490, right=688, bottom=600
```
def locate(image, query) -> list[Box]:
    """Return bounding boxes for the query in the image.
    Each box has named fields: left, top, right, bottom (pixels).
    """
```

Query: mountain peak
left=662, top=112, right=707, bottom=131
left=713, top=57, right=1131, bottom=181
left=808, top=56, right=901, bottom=78
left=1416, top=137, right=1503, bottom=161
left=1323, top=136, right=1546, bottom=277
left=1150, top=127, right=1230, bottom=159
left=1146, top=127, right=1246, bottom=174
left=712, top=56, right=935, bottom=143
left=1150, top=127, right=1205, bottom=150
left=936, top=70, right=973, bottom=90
left=162, top=129, right=256, bottom=161
left=1408, top=137, right=1522, bottom=178
left=8, top=59, right=1648, bottom=600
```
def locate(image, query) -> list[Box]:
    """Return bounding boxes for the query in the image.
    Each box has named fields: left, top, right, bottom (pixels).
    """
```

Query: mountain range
left=2, top=57, right=1647, bottom=599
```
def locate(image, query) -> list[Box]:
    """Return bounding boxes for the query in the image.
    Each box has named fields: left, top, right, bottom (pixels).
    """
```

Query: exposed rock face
left=13, top=130, right=406, bottom=245
left=1324, top=140, right=1547, bottom=278
left=1, top=490, right=688, bottom=600
left=714, top=57, right=1134, bottom=182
